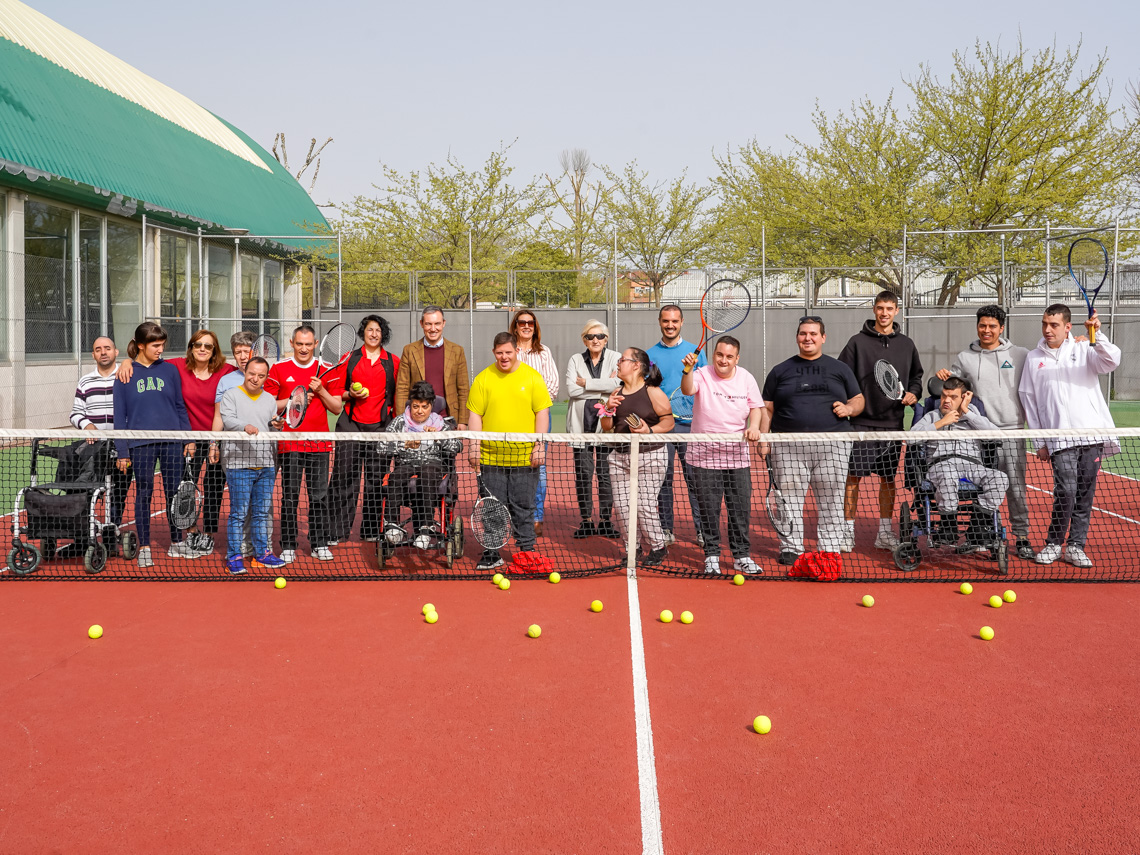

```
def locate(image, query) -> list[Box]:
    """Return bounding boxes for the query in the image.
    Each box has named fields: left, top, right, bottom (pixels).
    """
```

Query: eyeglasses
left=584, top=333, right=607, bottom=341
left=192, top=342, right=215, bottom=350
left=515, top=319, right=535, bottom=327
left=617, top=356, right=638, bottom=365
left=799, top=316, right=823, bottom=324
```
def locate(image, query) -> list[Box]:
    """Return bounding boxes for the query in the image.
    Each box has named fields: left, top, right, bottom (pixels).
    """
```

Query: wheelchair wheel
left=120, top=531, right=139, bottom=561
left=893, top=541, right=921, bottom=572
left=995, top=539, right=1009, bottom=575
left=41, top=537, right=57, bottom=561
left=9, top=541, right=41, bottom=576
left=898, top=502, right=913, bottom=542
left=84, top=543, right=108, bottom=574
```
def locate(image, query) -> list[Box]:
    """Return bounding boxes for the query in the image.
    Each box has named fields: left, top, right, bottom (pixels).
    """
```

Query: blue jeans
left=225, top=467, right=276, bottom=560
left=535, top=462, right=547, bottom=522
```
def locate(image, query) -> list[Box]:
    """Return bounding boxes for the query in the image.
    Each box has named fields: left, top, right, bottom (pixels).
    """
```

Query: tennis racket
left=669, top=387, right=694, bottom=421
left=694, top=278, right=751, bottom=353
left=764, top=455, right=791, bottom=537
left=471, top=475, right=512, bottom=550
left=284, top=322, right=358, bottom=428
left=873, top=359, right=905, bottom=402
left=1067, top=237, right=1110, bottom=345
left=251, top=333, right=280, bottom=362
left=169, top=455, right=201, bottom=530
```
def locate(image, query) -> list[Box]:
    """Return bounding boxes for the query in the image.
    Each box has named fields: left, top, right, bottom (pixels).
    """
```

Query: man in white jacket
left=1019, top=304, right=1121, bottom=568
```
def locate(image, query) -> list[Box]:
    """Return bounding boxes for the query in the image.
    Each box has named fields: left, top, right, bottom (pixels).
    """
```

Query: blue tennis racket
left=1067, top=237, right=1109, bottom=345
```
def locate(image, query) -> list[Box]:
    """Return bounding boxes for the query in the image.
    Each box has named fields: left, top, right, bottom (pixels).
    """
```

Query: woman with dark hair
left=600, top=348, right=675, bottom=566
left=117, top=328, right=236, bottom=555
left=510, top=310, right=558, bottom=536
left=326, top=314, right=401, bottom=543
left=112, top=322, right=196, bottom=568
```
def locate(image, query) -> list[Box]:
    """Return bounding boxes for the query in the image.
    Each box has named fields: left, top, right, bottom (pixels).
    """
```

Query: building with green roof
left=0, top=0, right=329, bottom=427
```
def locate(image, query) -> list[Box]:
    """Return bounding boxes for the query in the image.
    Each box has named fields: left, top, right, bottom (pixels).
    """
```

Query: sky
left=29, top=0, right=1140, bottom=217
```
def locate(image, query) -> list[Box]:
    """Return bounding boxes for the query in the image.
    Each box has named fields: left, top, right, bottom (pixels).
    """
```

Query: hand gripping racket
left=251, top=334, right=280, bottom=362
left=764, top=455, right=791, bottom=537
left=170, top=454, right=201, bottom=530
left=694, top=278, right=751, bottom=353
left=1067, top=237, right=1109, bottom=345
left=874, top=359, right=905, bottom=402
left=284, top=322, right=358, bottom=428
left=471, top=475, right=512, bottom=550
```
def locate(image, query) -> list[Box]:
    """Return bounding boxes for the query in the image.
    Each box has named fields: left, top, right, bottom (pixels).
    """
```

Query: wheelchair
left=894, top=475, right=1009, bottom=575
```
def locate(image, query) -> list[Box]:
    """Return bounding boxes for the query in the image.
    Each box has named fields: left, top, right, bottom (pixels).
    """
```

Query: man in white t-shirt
left=681, top=337, right=767, bottom=575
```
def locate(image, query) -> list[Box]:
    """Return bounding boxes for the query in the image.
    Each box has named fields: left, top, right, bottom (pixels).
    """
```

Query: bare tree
left=546, top=148, right=606, bottom=272
left=272, top=133, right=334, bottom=195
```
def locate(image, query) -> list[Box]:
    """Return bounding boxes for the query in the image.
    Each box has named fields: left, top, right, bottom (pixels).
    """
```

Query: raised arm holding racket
left=284, top=322, right=357, bottom=429
left=688, top=278, right=752, bottom=359
left=1068, top=237, right=1110, bottom=345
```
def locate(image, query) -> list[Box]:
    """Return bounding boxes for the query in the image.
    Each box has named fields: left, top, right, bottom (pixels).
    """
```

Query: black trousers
left=109, top=465, right=133, bottom=527
left=481, top=465, right=540, bottom=552
left=389, top=461, right=445, bottom=531
left=187, top=444, right=227, bottom=533
left=573, top=445, right=613, bottom=523
left=327, top=422, right=389, bottom=541
left=693, top=466, right=752, bottom=559
left=279, top=451, right=329, bottom=550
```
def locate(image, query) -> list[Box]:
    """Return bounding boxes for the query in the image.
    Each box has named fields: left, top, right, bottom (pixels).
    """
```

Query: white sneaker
left=664, top=531, right=676, bottom=546
left=1063, top=544, right=1093, bottom=568
left=413, top=534, right=431, bottom=550
left=279, top=550, right=296, bottom=564
left=1035, top=543, right=1062, bottom=565
left=874, top=530, right=900, bottom=551
left=312, top=546, right=334, bottom=561
left=703, top=556, right=720, bottom=575
left=167, top=541, right=199, bottom=559
left=734, top=557, right=763, bottom=575
left=137, top=546, right=154, bottom=568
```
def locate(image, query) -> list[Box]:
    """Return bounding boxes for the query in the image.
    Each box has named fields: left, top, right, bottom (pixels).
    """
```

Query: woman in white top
left=565, top=320, right=622, bottom=539
left=511, top=310, right=558, bottom=536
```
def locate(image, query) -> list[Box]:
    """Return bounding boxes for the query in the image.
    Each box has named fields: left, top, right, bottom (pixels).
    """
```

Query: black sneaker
left=476, top=550, right=504, bottom=570
left=640, top=546, right=668, bottom=567
left=777, top=550, right=800, bottom=566
left=596, top=521, right=621, bottom=539
left=1016, top=539, right=1035, bottom=560
left=189, top=532, right=215, bottom=554
left=572, top=521, right=597, bottom=539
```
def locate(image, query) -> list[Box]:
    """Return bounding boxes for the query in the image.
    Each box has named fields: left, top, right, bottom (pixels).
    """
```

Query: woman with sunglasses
left=510, top=310, right=559, bottom=537
left=565, top=320, right=621, bottom=539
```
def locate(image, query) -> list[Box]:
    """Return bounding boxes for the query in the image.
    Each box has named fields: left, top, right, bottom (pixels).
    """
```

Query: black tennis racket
left=873, top=359, right=905, bottom=402
left=471, top=475, right=512, bottom=550
left=1067, top=237, right=1109, bottom=345
left=170, top=455, right=201, bottom=530
left=251, top=334, right=280, bottom=362
left=764, top=455, right=791, bottom=537
left=694, top=278, right=751, bottom=353
left=284, top=322, right=357, bottom=428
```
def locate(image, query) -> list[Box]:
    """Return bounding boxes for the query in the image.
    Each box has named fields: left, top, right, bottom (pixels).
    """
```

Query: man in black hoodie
left=838, top=291, right=924, bottom=552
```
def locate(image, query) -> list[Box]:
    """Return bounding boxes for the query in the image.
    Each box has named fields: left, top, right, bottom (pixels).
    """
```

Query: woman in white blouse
left=565, top=320, right=621, bottom=539
left=511, top=310, right=559, bottom=537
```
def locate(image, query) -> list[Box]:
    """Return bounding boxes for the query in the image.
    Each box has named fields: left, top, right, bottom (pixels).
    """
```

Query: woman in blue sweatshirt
left=113, top=322, right=197, bottom=568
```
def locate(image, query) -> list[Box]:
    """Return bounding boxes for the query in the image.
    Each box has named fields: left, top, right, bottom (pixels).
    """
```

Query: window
left=24, top=200, right=74, bottom=357
left=78, top=214, right=102, bottom=351
left=207, top=243, right=234, bottom=341
left=106, top=221, right=141, bottom=354
left=158, top=232, right=200, bottom=352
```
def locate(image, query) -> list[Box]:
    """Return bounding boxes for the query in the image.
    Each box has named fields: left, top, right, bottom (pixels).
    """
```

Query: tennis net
left=1, top=427, right=1138, bottom=582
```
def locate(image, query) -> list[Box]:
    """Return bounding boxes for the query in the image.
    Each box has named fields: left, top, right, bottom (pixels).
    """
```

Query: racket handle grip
left=1089, top=327, right=1097, bottom=345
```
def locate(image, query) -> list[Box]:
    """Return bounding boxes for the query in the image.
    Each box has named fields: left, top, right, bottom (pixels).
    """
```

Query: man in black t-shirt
left=762, top=316, right=864, bottom=565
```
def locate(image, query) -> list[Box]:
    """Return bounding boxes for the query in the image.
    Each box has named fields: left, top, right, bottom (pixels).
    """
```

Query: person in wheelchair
left=909, top=376, right=1009, bottom=550
left=382, top=381, right=462, bottom=549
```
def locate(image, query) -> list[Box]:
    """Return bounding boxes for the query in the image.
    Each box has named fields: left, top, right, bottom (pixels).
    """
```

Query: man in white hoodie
left=1019, top=303, right=1121, bottom=568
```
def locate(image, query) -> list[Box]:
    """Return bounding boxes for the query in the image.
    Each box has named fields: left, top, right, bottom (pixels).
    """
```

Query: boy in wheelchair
left=382, top=381, right=462, bottom=549
left=909, top=376, right=1009, bottom=551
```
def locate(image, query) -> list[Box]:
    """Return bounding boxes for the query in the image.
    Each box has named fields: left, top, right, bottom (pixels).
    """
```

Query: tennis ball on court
left=659, top=609, right=673, bottom=623
left=549, top=572, right=561, bottom=584
left=753, top=715, right=772, bottom=734
left=680, top=610, right=694, bottom=624
left=862, top=594, right=875, bottom=608
left=989, top=595, right=1003, bottom=609
left=274, top=577, right=287, bottom=589
left=498, top=578, right=511, bottom=591
left=492, top=573, right=504, bottom=585
left=88, top=624, right=103, bottom=639
left=527, top=624, right=541, bottom=638
left=422, top=603, right=436, bottom=615
left=590, top=600, right=604, bottom=612
left=1003, top=589, right=1017, bottom=603
left=425, top=612, right=439, bottom=624
left=980, top=625, right=995, bottom=641
left=351, top=382, right=363, bottom=392
left=960, top=582, right=973, bottom=595
left=733, top=573, right=745, bottom=586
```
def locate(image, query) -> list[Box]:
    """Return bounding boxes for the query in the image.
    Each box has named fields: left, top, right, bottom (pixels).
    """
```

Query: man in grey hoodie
left=935, top=305, right=1033, bottom=559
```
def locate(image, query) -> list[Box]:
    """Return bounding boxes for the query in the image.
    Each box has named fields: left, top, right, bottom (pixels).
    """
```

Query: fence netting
left=2, top=429, right=1137, bottom=582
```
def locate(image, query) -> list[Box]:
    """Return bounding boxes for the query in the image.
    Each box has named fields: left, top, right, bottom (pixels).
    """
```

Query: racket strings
left=320, top=324, right=358, bottom=367
left=701, top=281, right=750, bottom=333
left=472, top=499, right=511, bottom=549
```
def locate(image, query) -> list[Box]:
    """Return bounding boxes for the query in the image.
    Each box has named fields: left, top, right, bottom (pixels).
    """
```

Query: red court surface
left=3, top=575, right=1139, bottom=853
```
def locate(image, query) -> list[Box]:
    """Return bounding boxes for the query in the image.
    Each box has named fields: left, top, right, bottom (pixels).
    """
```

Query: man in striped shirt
left=70, top=336, right=132, bottom=530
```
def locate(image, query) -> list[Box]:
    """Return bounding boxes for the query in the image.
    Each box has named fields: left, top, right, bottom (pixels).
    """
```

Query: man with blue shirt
left=647, top=304, right=706, bottom=544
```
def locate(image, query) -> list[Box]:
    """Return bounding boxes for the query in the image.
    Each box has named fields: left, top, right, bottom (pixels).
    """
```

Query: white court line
left=1026, top=484, right=1140, bottom=527
left=627, top=569, right=664, bottom=855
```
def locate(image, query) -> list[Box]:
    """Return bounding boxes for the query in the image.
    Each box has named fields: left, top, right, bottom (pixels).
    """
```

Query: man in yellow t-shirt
left=467, top=331, right=552, bottom=569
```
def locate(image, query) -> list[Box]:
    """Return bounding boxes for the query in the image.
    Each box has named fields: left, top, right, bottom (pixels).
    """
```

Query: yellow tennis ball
left=498, top=578, right=511, bottom=591
left=361, top=388, right=370, bottom=397
left=679, top=610, right=694, bottom=624
left=527, top=624, right=541, bottom=638
left=733, top=573, right=745, bottom=586
left=274, top=577, right=287, bottom=589
left=980, top=625, right=995, bottom=641
left=862, top=594, right=875, bottom=608
left=549, top=572, right=561, bottom=584
left=425, top=612, right=439, bottom=624
left=590, top=600, right=603, bottom=612
left=1003, top=589, right=1016, bottom=603
left=422, top=603, right=436, bottom=615
left=753, top=715, right=772, bottom=734
left=960, top=582, right=973, bottom=595
left=88, top=624, right=103, bottom=639
left=351, top=381, right=363, bottom=392
left=659, top=609, right=673, bottom=623
left=989, top=595, right=1003, bottom=609
left=492, top=573, right=504, bottom=585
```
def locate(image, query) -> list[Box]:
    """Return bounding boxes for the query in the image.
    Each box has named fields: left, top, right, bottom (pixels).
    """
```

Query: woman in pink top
left=680, top=336, right=767, bottom=576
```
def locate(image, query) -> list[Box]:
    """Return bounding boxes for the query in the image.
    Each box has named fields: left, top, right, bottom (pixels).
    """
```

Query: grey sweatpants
left=771, top=442, right=848, bottom=554
left=1047, top=444, right=1102, bottom=548
left=993, top=440, right=1029, bottom=539
left=927, top=461, right=1009, bottom=514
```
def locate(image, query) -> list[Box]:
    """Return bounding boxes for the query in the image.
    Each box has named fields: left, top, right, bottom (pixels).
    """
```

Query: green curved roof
left=0, top=5, right=328, bottom=242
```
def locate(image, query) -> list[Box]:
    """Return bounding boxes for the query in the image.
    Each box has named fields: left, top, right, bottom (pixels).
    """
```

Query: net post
left=626, top=436, right=639, bottom=575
